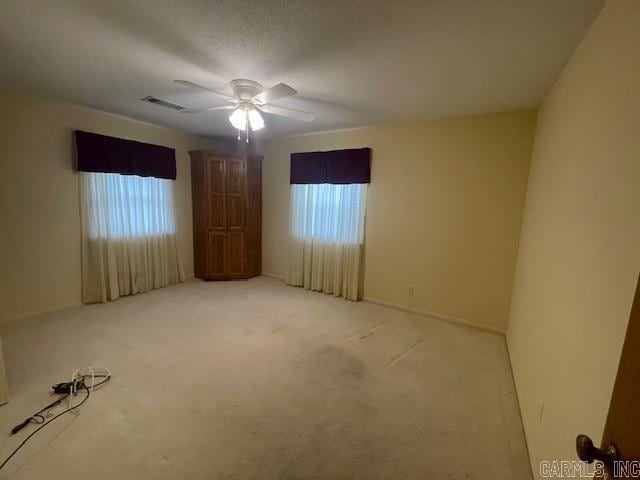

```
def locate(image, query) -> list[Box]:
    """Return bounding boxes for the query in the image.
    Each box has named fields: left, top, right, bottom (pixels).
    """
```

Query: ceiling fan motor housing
left=230, top=79, right=263, bottom=101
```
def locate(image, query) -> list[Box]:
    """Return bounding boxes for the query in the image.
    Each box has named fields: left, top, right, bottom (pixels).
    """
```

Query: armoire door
left=225, top=232, right=245, bottom=277
left=207, top=231, right=225, bottom=278
left=207, top=156, right=226, bottom=231
left=245, top=155, right=262, bottom=277
left=225, top=157, right=246, bottom=231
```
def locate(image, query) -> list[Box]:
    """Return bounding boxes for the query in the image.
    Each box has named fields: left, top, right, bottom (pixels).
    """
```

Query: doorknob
left=576, top=434, right=619, bottom=467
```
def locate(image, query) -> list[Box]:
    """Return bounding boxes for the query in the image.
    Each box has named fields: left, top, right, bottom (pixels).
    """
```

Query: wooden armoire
left=190, top=150, right=262, bottom=280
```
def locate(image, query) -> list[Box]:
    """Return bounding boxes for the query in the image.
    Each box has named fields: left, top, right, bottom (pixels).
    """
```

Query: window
left=81, top=172, right=176, bottom=239
left=287, top=148, right=370, bottom=301
left=76, top=132, right=184, bottom=304
left=289, top=183, right=367, bottom=244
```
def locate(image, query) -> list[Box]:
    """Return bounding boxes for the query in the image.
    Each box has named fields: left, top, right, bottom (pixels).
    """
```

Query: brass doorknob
left=576, top=434, right=619, bottom=466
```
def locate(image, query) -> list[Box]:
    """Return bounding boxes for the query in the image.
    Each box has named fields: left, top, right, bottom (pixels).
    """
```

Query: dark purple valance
left=290, top=148, right=371, bottom=184
left=75, top=130, right=176, bottom=180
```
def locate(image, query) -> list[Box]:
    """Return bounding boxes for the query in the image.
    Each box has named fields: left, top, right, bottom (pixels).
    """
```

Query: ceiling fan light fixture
left=229, top=104, right=264, bottom=132
left=229, top=107, right=247, bottom=131
left=247, top=109, right=264, bottom=131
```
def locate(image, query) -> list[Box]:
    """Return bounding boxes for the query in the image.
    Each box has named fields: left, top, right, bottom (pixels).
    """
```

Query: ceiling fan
left=174, top=79, right=315, bottom=141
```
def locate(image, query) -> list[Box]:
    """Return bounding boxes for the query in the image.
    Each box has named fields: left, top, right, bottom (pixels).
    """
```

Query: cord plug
left=51, top=380, right=85, bottom=394
left=51, top=382, right=74, bottom=394
left=11, top=418, right=32, bottom=435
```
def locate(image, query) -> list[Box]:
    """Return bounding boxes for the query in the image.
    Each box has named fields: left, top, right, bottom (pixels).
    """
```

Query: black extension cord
left=0, top=373, right=111, bottom=472
left=9, top=382, right=82, bottom=435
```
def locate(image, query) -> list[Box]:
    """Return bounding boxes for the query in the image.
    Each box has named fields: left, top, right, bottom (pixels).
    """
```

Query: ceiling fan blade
left=180, top=105, right=235, bottom=114
left=258, top=104, right=315, bottom=122
left=174, top=80, right=236, bottom=103
left=252, top=83, right=297, bottom=105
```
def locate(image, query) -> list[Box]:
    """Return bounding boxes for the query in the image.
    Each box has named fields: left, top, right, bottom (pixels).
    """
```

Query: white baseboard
left=260, top=272, right=504, bottom=336
left=261, top=272, right=286, bottom=282
left=1, top=301, right=83, bottom=326
left=1, top=277, right=197, bottom=326
left=363, top=296, right=505, bottom=336
left=1, top=276, right=504, bottom=337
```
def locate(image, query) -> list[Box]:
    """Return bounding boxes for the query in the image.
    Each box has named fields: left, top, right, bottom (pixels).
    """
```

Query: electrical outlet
left=408, top=286, right=415, bottom=296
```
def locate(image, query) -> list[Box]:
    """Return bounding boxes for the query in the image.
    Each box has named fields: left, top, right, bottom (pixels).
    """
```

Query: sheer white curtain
left=286, top=183, right=367, bottom=301
left=79, top=172, right=184, bottom=303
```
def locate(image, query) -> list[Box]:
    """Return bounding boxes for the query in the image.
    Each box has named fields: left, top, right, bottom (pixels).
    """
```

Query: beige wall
left=263, top=110, right=537, bottom=332
left=507, top=0, right=640, bottom=477
left=0, top=93, right=222, bottom=322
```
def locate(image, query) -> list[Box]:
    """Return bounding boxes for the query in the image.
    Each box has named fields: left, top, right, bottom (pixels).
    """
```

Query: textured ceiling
left=0, top=0, right=603, bottom=139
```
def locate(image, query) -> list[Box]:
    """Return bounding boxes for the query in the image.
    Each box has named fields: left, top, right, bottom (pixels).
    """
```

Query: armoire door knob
left=576, top=434, right=619, bottom=467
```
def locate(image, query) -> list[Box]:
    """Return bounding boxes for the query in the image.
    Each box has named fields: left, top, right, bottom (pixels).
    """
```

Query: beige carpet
left=0, top=277, right=531, bottom=479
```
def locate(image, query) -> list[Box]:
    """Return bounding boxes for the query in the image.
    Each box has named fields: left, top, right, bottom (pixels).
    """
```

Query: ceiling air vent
left=141, top=96, right=185, bottom=111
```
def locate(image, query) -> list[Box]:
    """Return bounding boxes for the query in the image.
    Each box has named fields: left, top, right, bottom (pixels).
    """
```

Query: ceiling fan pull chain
left=246, top=120, right=249, bottom=143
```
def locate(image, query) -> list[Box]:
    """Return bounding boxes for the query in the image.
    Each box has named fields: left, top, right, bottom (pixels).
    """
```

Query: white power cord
left=69, top=365, right=112, bottom=408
